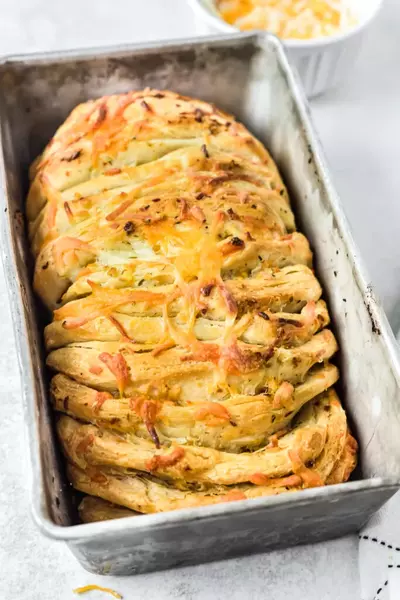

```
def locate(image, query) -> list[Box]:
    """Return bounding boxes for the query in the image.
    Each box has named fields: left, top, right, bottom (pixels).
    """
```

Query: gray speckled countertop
left=0, top=1, right=399, bottom=598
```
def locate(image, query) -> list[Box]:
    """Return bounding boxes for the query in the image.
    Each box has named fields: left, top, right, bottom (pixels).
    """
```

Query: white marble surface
left=0, top=0, right=399, bottom=598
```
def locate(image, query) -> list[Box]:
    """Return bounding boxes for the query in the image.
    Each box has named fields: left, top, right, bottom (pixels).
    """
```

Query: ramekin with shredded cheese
left=187, top=0, right=383, bottom=97
left=216, top=0, right=357, bottom=40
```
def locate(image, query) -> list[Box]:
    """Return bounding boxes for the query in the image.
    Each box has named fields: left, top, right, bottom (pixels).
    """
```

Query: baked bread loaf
left=27, top=89, right=357, bottom=521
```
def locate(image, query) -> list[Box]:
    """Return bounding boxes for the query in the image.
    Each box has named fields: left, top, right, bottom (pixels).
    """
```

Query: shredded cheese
left=195, top=401, right=231, bottom=424
left=288, top=449, right=324, bottom=488
left=73, top=584, right=122, bottom=599
left=272, top=381, right=294, bottom=408
left=54, top=280, right=166, bottom=329
left=92, top=391, right=112, bottom=413
left=99, top=351, right=130, bottom=396
left=75, top=434, right=95, bottom=456
left=216, top=0, right=357, bottom=40
left=52, top=237, right=94, bottom=272
left=219, top=490, right=247, bottom=502
left=146, top=447, right=185, bottom=471
left=107, top=315, right=132, bottom=342
left=250, top=473, right=302, bottom=487
left=130, top=396, right=161, bottom=447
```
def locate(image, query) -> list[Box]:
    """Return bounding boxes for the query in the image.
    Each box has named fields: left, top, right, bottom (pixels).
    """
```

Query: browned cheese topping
left=27, top=89, right=357, bottom=519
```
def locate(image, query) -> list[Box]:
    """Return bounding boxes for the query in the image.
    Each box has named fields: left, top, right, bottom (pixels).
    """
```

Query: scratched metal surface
left=0, top=33, right=399, bottom=575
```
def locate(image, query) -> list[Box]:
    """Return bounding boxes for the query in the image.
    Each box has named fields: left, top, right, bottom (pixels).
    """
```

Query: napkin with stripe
left=360, top=491, right=400, bottom=600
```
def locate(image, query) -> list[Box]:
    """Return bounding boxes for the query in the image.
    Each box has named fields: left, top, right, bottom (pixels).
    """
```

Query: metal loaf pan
left=0, top=33, right=400, bottom=576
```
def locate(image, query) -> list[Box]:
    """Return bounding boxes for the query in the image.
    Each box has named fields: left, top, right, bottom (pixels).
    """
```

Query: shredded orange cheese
left=130, top=396, right=161, bottom=447
left=151, top=340, right=176, bottom=357
left=272, top=381, right=294, bottom=409
left=73, top=584, right=122, bottom=599
left=216, top=0, right=356, bottom=40
left=146, top=447, right=185, bottom=471
left=64, top=201, right=74, bottom=222
left=220, top=490, right=247, bottom=502
left=86, top=466, right=109, bottom=486
left=106, top=198, right=133, bottom=221
left=267, top=428, right=289, bottom=448
left=99, top=352, right=130, bottom=396
left=75, top=434, right=95, bottom=456
left=249, top=473, right=302, bottom=487
left=52, top=236, right=94, bottom=272
left=47, top=199, right=58, bottom=228
left=107, top=315, right=131, bottom=342
left=54, top=281, right=166, bottom=329
left=92, top=391, right=112, bottom=413
left=288, top=449, right=324, bottom=488
left=302, top=300, right=317, bottom=326
left=195, top=401, right=231, bottom=424
left=104, top=167, right=122, bottom=176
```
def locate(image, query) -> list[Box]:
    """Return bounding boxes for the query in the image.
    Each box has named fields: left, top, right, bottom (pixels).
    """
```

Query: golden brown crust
left=57, top=391, right=345, bottom=487
left=326, top=433, right=358, bottom=484
left=46, top=330, right=337, bottom=399
left=66, top=392, right=349, bottom=513
left=27, top=89, right=357, bottom=520
left=51, top=364, right=339, bottom=451
left=45, top=299, right=329, bottom=350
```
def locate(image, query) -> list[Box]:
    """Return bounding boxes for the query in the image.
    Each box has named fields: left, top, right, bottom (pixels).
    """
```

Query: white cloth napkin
left=360, top=492, right=400, bottom=599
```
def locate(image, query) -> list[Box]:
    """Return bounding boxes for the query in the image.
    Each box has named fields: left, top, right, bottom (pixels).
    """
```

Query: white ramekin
left=187, top=0, right=383, bottom=97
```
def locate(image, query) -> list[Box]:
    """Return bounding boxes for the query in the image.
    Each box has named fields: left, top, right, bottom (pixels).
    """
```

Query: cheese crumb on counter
left=73, top=584, right=123, bottom=599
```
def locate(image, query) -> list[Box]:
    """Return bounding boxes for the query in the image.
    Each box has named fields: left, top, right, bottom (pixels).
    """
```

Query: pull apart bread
left=27, top=89, right=357, bottom=522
